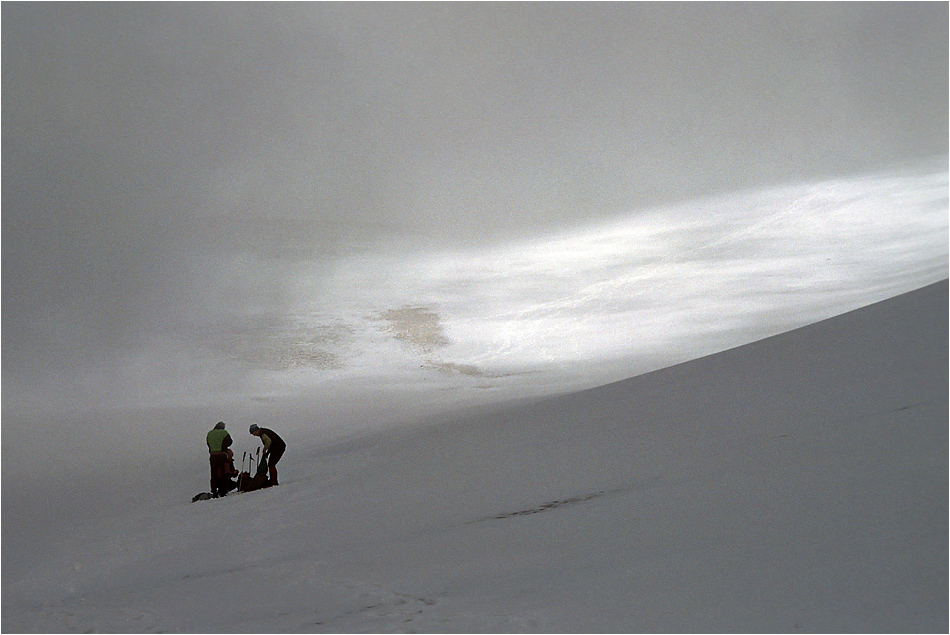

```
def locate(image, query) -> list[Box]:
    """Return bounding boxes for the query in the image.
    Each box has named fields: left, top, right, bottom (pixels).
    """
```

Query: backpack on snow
left=237, top=471, right=268, bottom=492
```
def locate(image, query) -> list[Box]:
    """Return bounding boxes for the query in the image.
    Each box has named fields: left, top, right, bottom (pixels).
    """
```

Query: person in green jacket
left=206, top=421, right=235, bottom=497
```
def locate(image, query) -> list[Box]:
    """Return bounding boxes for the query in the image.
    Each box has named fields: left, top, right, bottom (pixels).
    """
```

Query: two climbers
left=204, top=421, right=286, bottom=497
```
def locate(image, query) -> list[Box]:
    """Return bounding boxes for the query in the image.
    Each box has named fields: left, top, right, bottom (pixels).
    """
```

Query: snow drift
left=2, top=281, right=947, bottom=632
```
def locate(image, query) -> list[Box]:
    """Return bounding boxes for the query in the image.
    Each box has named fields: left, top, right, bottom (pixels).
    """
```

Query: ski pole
left=240, top=451, right=246, bottom=489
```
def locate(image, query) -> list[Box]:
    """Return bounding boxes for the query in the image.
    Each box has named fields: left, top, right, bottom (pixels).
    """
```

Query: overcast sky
left=3, top=2, right=948, bottom=402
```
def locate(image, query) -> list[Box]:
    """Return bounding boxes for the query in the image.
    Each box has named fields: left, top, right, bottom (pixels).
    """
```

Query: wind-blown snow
left=17, top=157, right=941, bottom=423
left=3, top=281, right=946, bottom=632
left=293, top=158, right=947, bottom=390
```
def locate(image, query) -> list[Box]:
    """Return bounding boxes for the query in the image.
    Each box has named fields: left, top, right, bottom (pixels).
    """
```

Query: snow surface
left=3, top=281, right=947, bottom=633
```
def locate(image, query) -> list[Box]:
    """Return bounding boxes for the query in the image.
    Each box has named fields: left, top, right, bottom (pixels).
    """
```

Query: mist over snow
left=2, top=4, right=948, bottom=632
left=4, top=158, right=947, bottom=421
left=3, top=4, right=947, bottom=417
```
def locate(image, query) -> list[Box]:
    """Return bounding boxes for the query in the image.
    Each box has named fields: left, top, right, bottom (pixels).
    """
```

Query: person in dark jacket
left=249, top=423, right=286, bottom=487
left=206, top=421, right=235, bottom=497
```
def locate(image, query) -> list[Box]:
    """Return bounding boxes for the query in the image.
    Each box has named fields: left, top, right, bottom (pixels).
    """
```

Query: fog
left=2, top=4, right=948, bottom=484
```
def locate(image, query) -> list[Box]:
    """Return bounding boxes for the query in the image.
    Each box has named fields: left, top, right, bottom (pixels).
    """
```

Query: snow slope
left=3, top=281, right=947, bottom=632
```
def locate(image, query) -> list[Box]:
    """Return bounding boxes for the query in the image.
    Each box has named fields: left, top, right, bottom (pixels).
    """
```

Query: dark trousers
left=209, top=452, right=234, bottom=496
left=266, top=447, right=284, bottom=485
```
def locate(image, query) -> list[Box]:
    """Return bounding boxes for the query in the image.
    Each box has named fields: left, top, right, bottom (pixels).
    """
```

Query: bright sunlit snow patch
left=275, top=157, right=946, bottom=401
left=41, top=158, right=942, bottom=416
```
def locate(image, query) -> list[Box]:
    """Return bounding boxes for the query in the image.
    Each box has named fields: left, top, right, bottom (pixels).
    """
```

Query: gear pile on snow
left=193, top=448, right=269, bottom=501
